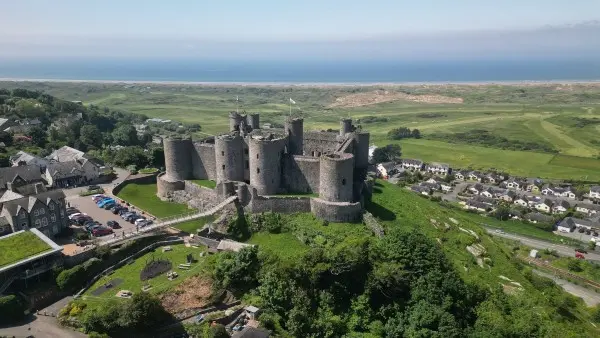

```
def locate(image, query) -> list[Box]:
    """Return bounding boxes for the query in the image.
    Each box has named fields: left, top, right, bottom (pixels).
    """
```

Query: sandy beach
left=0, top=77, right=599, bottom=88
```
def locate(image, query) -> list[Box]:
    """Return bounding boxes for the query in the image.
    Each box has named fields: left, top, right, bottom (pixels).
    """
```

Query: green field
left=189, top=179, right=216, bottom=189
left=0, top=231, right=52, bottom=268
left=116, top=183, right=191, bottom=218
left=4, top=81, right=600, bottom=181
left=82, top=244, right=208, bottom=300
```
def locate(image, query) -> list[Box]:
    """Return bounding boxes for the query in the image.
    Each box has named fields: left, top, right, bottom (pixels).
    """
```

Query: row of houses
left=0, top=117, right=42, bottom=134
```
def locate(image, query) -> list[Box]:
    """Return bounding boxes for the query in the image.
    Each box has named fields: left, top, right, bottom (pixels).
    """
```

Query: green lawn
left=189, top=179, right=216, bottom=189
left=248, top=232, right=309, bottom=261
left=116, top=183, right=191, bottom=218
left=0, top=231, right=52, bottom=268
left=173, top=216, right=215, bottom=233
left=82, top=244, right=209, bottom=300
left=139, top=168, right=159, bottom=174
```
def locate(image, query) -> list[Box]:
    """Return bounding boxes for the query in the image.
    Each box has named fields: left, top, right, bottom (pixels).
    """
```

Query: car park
left=92, top=195, right=106, bottom=202
left=103, top=202, right=116, bottom=210
left=92, top=227, right=113, bottom=237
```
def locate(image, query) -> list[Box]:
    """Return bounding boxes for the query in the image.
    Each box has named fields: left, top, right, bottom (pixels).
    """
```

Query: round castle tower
left=353, top=132, right=370, bottom=170
left=319, top=153, right=354, bottom=202
left=249, top=135, right=286, bottom=195
left=285, top=117, right=304, bottom=155
left=229, top=112, right=244, bottom=132
left=340, top=118, right=353, bottom=136
left=247, top=114, right=260, bottom=130
left=215, top=135, right=245, bottom=183
left=164, top=137, right=193, bottom=181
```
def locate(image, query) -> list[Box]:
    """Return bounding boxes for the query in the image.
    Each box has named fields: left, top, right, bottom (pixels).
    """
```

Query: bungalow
left=421, top=182, right=441, bottom=191
left=513, top=196, right=529, bottom=207
left=480, top=188, right=494, bottom=198
left=557, top=218, right=576, bottom=233
left=526, top=178, right=543, bottom=193
left=411, top=185, right=431, bottom=195
left=468, top=183, right=485, bottom=195
left=575, top=203, right=600, bottom=216
left=426, top=177, right=451, bottom=192
left=468, top=171, right=484, bottom=182
left=541, top=185, right=555, bottom=196
left=559, top=217, right=597, bottom=231
left=484, top=173, right=502, bottom=184
left=590, top=186, right=600, bottom=200
left=425, top=162, right=451, bottom=176
left=552, top=200, right=571, bottom=214
left=506, top=177, right=527, bottom=190
left=454, top=170, right=468, bottom=181
left=9, top=151, right=48, bottom=168
left=509, top=208, right=524, bottom=220
left=525, top=195, right=542, bottom=207
left=499, top=190, right=516, bottom=202
left=465, top=200, right=490, bottom=213
left=472, top=195, right=496, bottom=206
left=376, top=162, right=396, bottom=179
left=401, top=159, right=424, bottom=171
left=524, top=212, right=554, bottom=224
left=534, top=199, right=553, bottom=213
left=551, top=186, right=577, bottom=199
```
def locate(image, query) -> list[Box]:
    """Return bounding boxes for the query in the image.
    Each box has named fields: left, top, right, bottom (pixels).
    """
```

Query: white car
left=591, top=237, right=599, bottom=243
left=68, top=213, right=87, bottom=220
left=134, top=218, right=147, bottom=227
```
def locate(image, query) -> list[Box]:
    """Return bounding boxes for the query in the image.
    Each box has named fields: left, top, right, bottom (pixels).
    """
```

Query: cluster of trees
left=0, top=294, right=26, bottom=324
left=371, top=144, right=402, bottom=163
left=572, top=117, right=600, bottom=128
left=387, top=127, right=421, bottom=140
left=213, top=221, right=588, bottom=337
left=432, top=129, right=557, bottom=153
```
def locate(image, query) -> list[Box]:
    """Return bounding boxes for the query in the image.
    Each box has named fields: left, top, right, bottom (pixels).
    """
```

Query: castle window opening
left=257, top=168, right=260, bottom=174
left=221, top=151, right=224, bottom=156
left=245, top=161, right=249, bottom=169
left=256, top=154, right=259, bottom=159
left=342, top=178, right=346, bottom=185
left=244, top=149, right=248, bottom=155
left=222, top=165, right=225, bottom=170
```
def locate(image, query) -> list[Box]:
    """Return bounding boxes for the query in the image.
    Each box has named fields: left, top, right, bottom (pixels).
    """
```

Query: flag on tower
left=289, top=98, right=296, bottom=104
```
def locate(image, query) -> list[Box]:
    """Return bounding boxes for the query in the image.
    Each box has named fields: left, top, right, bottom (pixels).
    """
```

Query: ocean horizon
left=0, top=58, right=599, bottom=84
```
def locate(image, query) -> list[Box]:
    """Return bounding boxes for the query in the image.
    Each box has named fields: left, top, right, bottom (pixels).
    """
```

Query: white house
left=401, top=159, right=424, bottom=171
left=575, top=203, right=600, bottom=216
left=552, top=200, right=570, bottom=214
left=480, top=189, right=494, bottom=198
left=524, top=212, right=554, bottom=224
left=506, top=178, right=526, bottom=190
left=514, top=196, right=529, bottom=207
left=425, top=162, right=450, bottom=176
left=590, top=186, right=600, bottom=200
left=499, top=190, right=516, bottom=202
left=376, top=162, right=396, bottom=179
left=465, top=200, right=489, bottom=212
left=468, top=171, right=483, bottom=182
left=454, top=170, right=468, bottom=181
left=534, top=199, right=553, bottom=213
left=468, top=183, right=485, bottom=195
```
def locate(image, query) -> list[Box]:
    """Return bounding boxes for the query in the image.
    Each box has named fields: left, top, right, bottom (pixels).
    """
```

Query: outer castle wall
left=245, top=187, right=311, bottom=213
left=319, top=153, right=354, bottom=202
left=157, top=173, right=185, bottom=198
left=249, top=136, right=286, bottom=195
left=192, top=142, right=217, bottom=181
left=310, top=198, right=362, bottom=223
left=164, top=138, right=192, bottom=181
left=283, top=155, right=320, bottom=194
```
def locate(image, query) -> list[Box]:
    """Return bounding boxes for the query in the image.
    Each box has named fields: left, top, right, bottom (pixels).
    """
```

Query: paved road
left=533, top=269, right=600, bottom=306
left=485, top=228, right=600, bottom=262
left=0, top=297, right=86, bottom=338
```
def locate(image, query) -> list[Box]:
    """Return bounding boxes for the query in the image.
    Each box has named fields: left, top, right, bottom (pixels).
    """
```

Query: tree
left=0, top=131, right=13, bottom=146
left=567, top=259, right=583, bottom=272
left=0, top=294, right=26, bottom=324
left=214, top=246, right=260, bottom=292
left=112, top=124, right=138, bottom=146
left=112, top=146, right=150, bottom=168
left=388, top=127, right=412, bottom=140
left=80, top=124, right=103, bottom=149
left=28, top=126, right=47, bottom=147
left=492, top=205, right=511, bottom=221
left=372, top=144, right=402, bottom=163
left=411, top=128, right=421, bottom=139
left=208, top=324, right=229, bottom=338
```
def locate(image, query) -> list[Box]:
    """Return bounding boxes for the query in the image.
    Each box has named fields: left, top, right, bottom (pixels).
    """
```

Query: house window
left=49, top=203, right=55, bottom=211
left=60, top=210, right=65, bottom=217
left=42, top=218, right=48, bottom=226
left=222, top=165, right=225, bottom=170
left=245, top=161, right=249, bottom=169
left=51, top=214, right=57, bottom=222
left=257, top=168, right=260, bottom=174
left=33, top=209, right=39, bottom=217
left=53, top=225, right=58, bottom=234
left=20, top=212, right=26, bottom=219
left=39, top=208, right=45, bottom=215
left=34, top=219, right=41, bottom=227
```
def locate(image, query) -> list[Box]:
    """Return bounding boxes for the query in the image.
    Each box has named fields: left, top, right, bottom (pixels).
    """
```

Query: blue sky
left=1, top=0, right=599, bottom=59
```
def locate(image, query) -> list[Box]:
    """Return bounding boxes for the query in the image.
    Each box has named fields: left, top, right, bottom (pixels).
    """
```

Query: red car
left=92, top=227, right=114, bottom=237
left=575, top=252, right=585, bottom=259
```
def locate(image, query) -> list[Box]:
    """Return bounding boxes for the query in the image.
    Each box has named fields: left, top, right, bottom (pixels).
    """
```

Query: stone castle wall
left=319, top=153, right=354, bottom=202
left=215, top=135, right=245, bottom=183
left=192, top=142, right=217, bottom=181
left=310, top=198, right=363, bottom=223
left=164, top=138, right=192, bottom=181
left=303, top=131, right=341, bottom=157
left=283, top=155, right=320, bottom=194
left=249, top=136, right=286, bottom=195
left=157, top=173, right=185, bottom=198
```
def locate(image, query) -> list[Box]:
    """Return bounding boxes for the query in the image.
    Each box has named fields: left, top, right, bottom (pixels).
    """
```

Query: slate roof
left=46, top=161, right=85, bottom=179
left=576, top=203, right=600, bottom=212
left=556, top=200, right=571, bottom=209
left=472, top=195, right=496, bottom=205
left=0, top=190, right=24, bottom=203
left=0, top=165, right=43, bottom=188
left=1, top=190, right=65, bottom=216
left=560, top=217, right=595, bottom=228
left=10, top=151, right=48, bottom=167
left=524, top=212, right=554, bottom=223
left=590, top=186, right=600, bottom=193
left=466, top=200, right=489, bottom=210
left=46, top=146, right=86, bottom=162
left=427, top=162, right=449, bottom=169
left=401, top=159, right=423, bottom=165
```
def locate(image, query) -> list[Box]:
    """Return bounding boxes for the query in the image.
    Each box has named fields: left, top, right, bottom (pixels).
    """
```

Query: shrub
left=0, top=294, right=26, bottom=324
left=567, top=259, right=583, bottom=272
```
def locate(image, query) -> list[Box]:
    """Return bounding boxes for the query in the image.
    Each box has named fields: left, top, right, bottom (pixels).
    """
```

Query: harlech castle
left=158, top=112, right=372, bottom=222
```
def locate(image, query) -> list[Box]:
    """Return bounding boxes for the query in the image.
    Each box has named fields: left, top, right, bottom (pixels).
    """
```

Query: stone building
left=0, top=190, right=69, bottom=238
left=158, top=113, right=371, bottom=222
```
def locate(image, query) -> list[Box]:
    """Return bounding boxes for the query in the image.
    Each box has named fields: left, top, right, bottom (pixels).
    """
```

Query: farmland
left=3, top=81, right=600, bottom=180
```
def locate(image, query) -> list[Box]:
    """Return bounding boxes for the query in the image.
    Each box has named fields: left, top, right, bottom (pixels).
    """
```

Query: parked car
left=118, top=208, right=130, bottom=216
left=578, top=227, right=585, bottom=233
left=575, top=248, right=588, bottom=254
left=121, top=212, right=134, bottom=220
left=92, top=227, right=113, bottom=237
left=98, top=199, right=115, bottom=208
left=76, top=217, right=93, bottom=225
left=134, top=218, right=147, bottom=227
left=107, top=220, right=120, bottom=229
left=68, top=212, right=85, bottom=220
left=92, top=195, right=106, bottom=202
left=103, top=202, right=116, bottom=210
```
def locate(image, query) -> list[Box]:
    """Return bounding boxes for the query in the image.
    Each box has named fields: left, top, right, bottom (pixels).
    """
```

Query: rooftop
left=0, top=229, right=61, bottom=271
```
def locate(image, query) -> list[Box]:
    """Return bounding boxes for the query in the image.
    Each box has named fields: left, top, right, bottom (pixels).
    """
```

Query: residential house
left=465, top=200, right=491, bottom=213
left=534, top=199, right=553, bottom=213
left=550, top=186, right=577, bottom=199
left=0, top=118, right=17, bottom=131
left=524, top=212, right=554, bottom=224
left=480, top=188, right=494, bottom=198
left=525, top=195, right=542, bottom=207
left=505, top=177, right=527, bottom=190
left=9, top=151, right=48, bottom=168
left=526, top=178, right=543, bottom=193
left=557, top=218, right=576, bottom=233
left=552, top=200, right=571, bottom=214
left=421, top=181, right=441, bottom=191
left=484, top=173, right=502, bottom=184
left=454, top=170, right=468, bottom=181
left=541, top=185, right=555, bottom=196
left=425, top=162, right=451, bottom=176
left=45, top=159, right=100, bottom=188
left=0, top=165, right=44, bottom=193
left=468, top=171, right=484, bottom=182
left=468, top=183, right=484, bottom=195
left=499, top=189, right=516, bottom=202
left=472, top=195, right=496, bottom=206
left=513, top=195, right=529, bottom=207
left=411, top=185, right=431, bottom=195
left=559, top=217, right=597, bottom=231
left=509, top=208, right=523, bottom=220
left=425, top=178, right=452, bottom=192
left=46, top=145, right=86, bottom=162
left=575, top=203, right=600, bottom=216
left=0, top=190, right=68, bottom=238
left=590, top=186, right=600, bottom=200
left=400, top=159, right=424, bottom=171
left=376, top=162, right=396, bottom=178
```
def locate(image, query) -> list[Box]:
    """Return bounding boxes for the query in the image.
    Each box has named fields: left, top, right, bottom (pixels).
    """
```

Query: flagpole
left=289, top=98, right=291, bottom=116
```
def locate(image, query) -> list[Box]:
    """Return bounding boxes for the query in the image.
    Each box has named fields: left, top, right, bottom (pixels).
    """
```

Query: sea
left=0, top=58, right=599, bottom=83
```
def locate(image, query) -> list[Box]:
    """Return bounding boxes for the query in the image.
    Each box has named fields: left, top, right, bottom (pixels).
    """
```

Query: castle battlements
left=158, top=113, right=370, bottom=222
